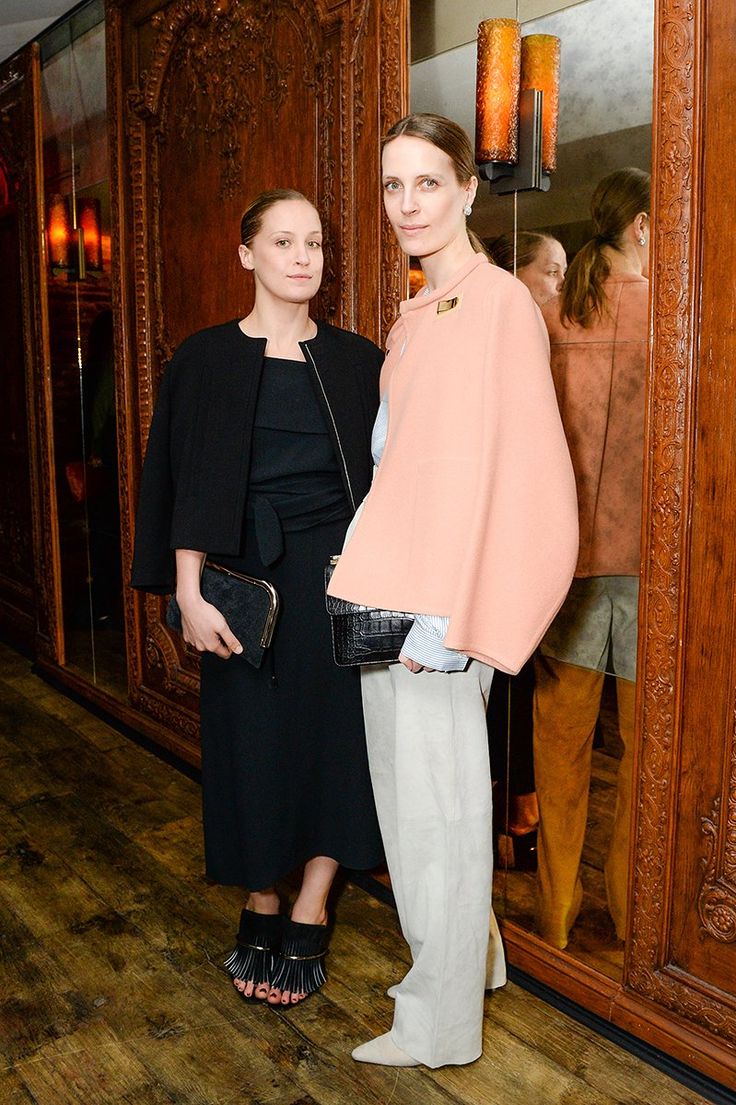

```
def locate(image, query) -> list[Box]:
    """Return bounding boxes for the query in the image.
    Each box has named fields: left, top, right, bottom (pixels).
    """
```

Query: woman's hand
left=177, top=594, right=243, bottom=659
left=174, top=549, right=242, bottom=658
left=398, top=651, right=435, bottom=674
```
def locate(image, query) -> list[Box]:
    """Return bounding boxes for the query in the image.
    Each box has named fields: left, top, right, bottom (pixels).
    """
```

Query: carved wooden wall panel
left=623, top=0, right=736, bottom=1082
left=0, top=47, right=62, bottom=660
left=109, top=0, right=409, bottom=763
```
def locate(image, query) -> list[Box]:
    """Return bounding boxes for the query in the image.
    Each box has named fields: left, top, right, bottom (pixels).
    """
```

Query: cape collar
left=400, top=253, right=488, bottom=314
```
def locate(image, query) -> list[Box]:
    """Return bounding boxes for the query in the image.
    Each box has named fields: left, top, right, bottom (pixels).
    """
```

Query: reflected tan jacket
left=542, top=273, right=649, bottom=578
left=327, top=253, right=579, bottom=676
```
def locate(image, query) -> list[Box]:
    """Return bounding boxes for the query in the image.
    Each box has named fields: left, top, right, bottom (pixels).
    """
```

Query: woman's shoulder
left=173, top=319, right=246, bottom=361
left=473, top=258, right=536, bottom=308
left=473, top=258, right=521, bottom=288
left=165, top=320, right=257, bottom=389
left=609, top=275, right=649, bottom=337
left=313, top=320, right=384, bottom=366
left=612, top=273, right=649, bottom=307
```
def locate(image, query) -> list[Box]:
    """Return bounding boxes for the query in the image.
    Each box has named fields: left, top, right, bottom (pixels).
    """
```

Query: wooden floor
left=0, top=644, right=710, bottom=1105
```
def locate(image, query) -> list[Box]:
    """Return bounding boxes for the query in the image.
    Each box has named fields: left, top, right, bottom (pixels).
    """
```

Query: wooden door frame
left=502, top=0, right=736, bottom=1088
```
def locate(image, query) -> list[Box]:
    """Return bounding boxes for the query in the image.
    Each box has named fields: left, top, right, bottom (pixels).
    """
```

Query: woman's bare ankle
left=246, top=889, right=280, bottom=914
left=290, top=898, right=328, bottom=926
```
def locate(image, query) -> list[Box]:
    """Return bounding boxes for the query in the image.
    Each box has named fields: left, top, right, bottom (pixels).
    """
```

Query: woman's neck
left=418, top=232, right=477, bottom=294
left=239, top=300, right=317, bottom=358
left=601, top=239, right=644, bottom=277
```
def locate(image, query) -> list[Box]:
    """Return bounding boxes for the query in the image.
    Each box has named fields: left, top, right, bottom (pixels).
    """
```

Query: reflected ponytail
left=559, top=167, right=650, bottom=328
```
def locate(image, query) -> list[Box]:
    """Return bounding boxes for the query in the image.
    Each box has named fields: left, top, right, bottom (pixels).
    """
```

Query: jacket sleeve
left=130, top=362, right=177, bottom=594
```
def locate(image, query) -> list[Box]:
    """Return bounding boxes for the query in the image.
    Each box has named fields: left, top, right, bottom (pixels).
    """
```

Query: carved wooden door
left=109, top=0, right=409, bottom=762
left=622, top=0, right=736, bottom=1084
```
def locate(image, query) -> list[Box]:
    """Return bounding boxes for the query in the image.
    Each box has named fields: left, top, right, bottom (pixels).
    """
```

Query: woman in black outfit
left=131, top=189, right=383, bottom=1006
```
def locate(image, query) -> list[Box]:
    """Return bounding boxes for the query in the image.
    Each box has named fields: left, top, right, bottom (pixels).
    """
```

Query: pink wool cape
left=328, top=253, right=579, bottom=675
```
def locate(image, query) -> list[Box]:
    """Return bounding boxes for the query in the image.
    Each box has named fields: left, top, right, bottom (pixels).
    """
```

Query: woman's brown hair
left=559, top=167, right=650, bottom=328
left=240, top=188, right=317, bottom=247
left=382, top=113, right=492, bottom=260
left=489, top=230, right=558, bottom=274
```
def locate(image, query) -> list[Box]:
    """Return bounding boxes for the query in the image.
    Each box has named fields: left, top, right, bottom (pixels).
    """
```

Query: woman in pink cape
left=328, top=113, right=578, bottom=1068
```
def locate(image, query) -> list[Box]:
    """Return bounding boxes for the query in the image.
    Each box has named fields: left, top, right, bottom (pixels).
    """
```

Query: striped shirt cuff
left=402, top=616, right=469, bottom=672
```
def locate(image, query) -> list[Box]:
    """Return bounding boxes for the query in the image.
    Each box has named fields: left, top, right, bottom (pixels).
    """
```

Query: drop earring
left=464, top=204, right=473, bottom=217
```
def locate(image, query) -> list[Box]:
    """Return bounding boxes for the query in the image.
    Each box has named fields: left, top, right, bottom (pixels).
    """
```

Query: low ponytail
left=559, top=239, right=611, bottom=327
left=559, top=167, right=650, bottom=328
left=468, top=227, right=493, bottom=261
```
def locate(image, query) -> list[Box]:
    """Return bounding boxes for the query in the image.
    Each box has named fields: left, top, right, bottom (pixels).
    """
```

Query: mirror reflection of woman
left=328, top=114, right=578, bottom=1068
left=131, top=189, right=384, bottom=1006
left=533, top=168, right=651, bottom=950
left=490, top=230, right=567, bottom=308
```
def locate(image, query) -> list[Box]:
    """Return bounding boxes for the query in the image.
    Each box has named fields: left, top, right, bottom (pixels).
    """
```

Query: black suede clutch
left=324, top=557, right=414, bottom=666
left=166, top=561, right=279, bottom=668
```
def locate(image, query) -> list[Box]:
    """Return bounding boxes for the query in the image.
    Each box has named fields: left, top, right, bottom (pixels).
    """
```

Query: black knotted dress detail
left=199, top=357, right=383, bottom=889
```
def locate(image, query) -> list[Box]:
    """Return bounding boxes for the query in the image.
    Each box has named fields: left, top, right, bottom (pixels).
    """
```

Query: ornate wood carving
left=627, top=0, right=699, bottom=990
left=378, top=0, right=408, bottom=344
left=625, top=0, right=736, bottom=1055
left=699, top=794, right=736, bottom=943
left=112, top=0, right=407, bottom=756
left=697, top=679, right=736, bottom=942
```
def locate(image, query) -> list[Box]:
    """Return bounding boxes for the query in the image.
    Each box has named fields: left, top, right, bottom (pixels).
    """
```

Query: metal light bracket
left=478, top=89, right=551, bottom=195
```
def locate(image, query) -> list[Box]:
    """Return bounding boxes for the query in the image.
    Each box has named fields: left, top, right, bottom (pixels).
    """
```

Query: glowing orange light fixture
left=475, top=18, right=521, bottom=165
left=475, top=20, right=560, bottom=194
left=76, top=197, right=103, bottom=271
left=521, top=34, right=560, bottom=174
left=47, top=193, right=71, bottom=267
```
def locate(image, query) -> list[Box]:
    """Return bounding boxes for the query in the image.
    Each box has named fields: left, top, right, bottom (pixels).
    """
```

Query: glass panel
left=41, top=4, right=125, bottom=697
left=411, top=0, right=653, bottom=979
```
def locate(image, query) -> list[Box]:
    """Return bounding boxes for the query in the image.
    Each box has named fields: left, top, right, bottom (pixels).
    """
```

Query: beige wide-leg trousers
left=361, top=659, right=506, bottom=1068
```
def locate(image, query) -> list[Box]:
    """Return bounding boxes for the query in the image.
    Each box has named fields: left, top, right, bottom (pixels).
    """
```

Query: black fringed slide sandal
left=268, top=918, right=330, bottom=1005
left=223, top=909, right=283, bottom=1001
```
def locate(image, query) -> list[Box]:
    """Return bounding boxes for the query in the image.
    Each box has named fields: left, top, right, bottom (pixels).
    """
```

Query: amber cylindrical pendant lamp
left=520, top=34, right=560, bottom=173
left=475, top=18, right=521, bottom=165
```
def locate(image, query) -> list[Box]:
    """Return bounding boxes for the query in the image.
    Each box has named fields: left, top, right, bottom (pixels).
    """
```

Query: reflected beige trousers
left=533, top=655, right=636, bottom=948
left=361, top=659, right=506, bottom=1068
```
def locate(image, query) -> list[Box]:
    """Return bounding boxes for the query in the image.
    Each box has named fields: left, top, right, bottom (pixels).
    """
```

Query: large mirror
left=412, top=0, right=654, bottom=980
left=40, top=0, right=125, bottom=698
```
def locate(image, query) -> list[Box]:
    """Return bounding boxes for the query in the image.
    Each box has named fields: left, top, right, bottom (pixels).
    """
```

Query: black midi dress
left=199, top=357, right=383, bottom=889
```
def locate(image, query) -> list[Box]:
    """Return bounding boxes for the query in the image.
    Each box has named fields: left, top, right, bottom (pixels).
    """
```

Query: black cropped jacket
left=131, top=319, right=382, bottom=594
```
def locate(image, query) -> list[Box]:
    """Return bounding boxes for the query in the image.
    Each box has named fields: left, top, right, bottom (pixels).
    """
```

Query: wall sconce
left=475, top=19, right=560, bottom=195
left=47, top=193, right=71, bottom=269
left=475, top=19, right=521, bottom=167
left=46, top=193, right=93, bottom=280
left=76, top=197, right=103, bottom=271
left=521, top=34, right=560, bottom=174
